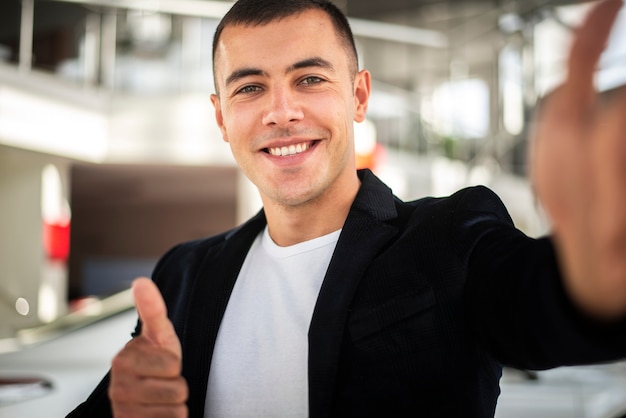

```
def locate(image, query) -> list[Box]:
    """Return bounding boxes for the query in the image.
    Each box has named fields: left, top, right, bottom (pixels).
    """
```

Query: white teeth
left=269, top=142, right=310, bottom=156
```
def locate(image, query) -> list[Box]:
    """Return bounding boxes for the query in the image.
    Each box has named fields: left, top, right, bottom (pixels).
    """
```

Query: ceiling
left=0, top=0, right=585, bottom=88
left=320, top=0, right=584, bottom=90
left=341, top=0, right=581, bottom=17
left=0, top=0, right=587, bottom=40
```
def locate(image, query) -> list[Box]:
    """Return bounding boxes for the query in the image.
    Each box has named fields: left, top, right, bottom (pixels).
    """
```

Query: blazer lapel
left=181, top=169, right=397, bottom=417
left=182, top=212, right=267, bottom=417
left=308, top=170, right=399, bottom=417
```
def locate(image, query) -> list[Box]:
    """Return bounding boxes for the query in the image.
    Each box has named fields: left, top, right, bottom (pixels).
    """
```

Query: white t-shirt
left=205, top=226, right=340, bottom=418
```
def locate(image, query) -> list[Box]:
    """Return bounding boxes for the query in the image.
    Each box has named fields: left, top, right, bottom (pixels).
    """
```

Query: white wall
left=0, top=148, right=70, bottom=340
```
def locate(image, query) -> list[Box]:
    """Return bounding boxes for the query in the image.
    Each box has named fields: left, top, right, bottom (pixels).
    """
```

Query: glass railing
left=0, top=288, right=133, bottom=354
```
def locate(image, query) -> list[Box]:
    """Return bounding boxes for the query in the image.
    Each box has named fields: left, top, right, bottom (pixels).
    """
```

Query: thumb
left=132, top=277, right=182, bottom=358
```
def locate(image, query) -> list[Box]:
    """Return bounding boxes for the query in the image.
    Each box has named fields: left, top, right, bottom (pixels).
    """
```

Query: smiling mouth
left=264, top=140, right=318, bottom=157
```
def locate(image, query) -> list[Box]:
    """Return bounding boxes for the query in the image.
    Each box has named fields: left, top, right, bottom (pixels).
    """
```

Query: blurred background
left=0, top=0, right=626, bottom=416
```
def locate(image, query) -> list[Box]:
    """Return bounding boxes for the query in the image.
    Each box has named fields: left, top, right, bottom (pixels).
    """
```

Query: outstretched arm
left=530, top=0, right=626, bottom=319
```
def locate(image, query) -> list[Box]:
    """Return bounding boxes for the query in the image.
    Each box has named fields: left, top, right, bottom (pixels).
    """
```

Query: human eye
left=299, top=76, right=325, bottom=86
left=235, top=84, right=262, bottom=95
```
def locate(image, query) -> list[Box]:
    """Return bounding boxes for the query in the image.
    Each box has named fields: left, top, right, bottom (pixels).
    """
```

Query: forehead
left=214, top=9, right=348, bottom=77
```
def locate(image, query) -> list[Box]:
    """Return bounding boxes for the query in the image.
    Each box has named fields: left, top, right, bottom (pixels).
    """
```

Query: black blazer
left=68, top=169, right=626, bottom=418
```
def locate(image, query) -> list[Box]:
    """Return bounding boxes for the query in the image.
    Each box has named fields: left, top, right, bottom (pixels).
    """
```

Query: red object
left=43, top=221, right=71, bottom=261
left=356, top=143, right=385, bottom=170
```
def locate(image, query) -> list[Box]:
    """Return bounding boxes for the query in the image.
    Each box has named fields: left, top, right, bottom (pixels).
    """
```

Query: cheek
left=221, top=116, right=251, bottom=153
left=220, top=105, right=245, bottom=143
left=225, top=102, right=258, bottom=128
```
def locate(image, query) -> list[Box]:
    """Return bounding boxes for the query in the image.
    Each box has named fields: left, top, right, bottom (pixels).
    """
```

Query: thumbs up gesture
left=109, top=278, right=188, bottom=417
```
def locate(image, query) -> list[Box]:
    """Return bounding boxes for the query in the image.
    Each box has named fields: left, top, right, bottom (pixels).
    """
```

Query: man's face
left=211, top=9, right=370, bottom=209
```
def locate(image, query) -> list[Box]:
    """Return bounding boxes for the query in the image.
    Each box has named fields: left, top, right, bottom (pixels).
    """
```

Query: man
left=68, top=0, right=626, bottom=416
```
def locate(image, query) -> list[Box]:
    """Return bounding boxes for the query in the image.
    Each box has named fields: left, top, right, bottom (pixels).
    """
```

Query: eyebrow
left=225, top=68, right=266, bottom=88
left=224, top=56, right=336, bottom=88
left=288, top=57, right=335, bottom=73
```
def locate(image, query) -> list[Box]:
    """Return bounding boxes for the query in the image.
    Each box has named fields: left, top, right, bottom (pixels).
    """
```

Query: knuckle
left=179, top=378, right=189, bottom=402
left=150, top=406, right=188, bottom=418
left=110, top=352, right=129, bottom=372
left=171, top=377, right=189, bottom=403
left=169, top=404, right=188, bottom=418
left=111, top=405, right=131, bottom=418
left=108, top=381, right=134, bottom=403
left=152, top=377, right=189, bottom=403
left=148, top=350, right=182, bottom=376
left=111, top=338, right=147, bottom=371
left=111, top=337, right=181, bottom=377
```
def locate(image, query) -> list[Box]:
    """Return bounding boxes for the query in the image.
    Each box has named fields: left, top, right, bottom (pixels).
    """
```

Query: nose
left=261, top=86, right=304, bottom=127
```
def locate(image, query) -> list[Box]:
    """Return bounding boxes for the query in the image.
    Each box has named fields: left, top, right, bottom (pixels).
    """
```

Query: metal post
left=83, top=13, right=101, bottom=86
left=19, top=0, right=34, bottom=73
left=101, top=10, right=118, bottom=90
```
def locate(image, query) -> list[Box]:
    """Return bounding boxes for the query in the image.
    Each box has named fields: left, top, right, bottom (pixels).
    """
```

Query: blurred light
left=432, top=157, right=468, bottom=197
left=43, top=222, right=71, bottom=261
left=171, top=95, right=221, bottom=164
left=41, top=165, right=71, bottom=261
left=38, top=283, right=57, bottom=323
left=500, top=47, right=524, bottom=136
left=377, top=166, right=408, bottom=199
left=354, top=119, right=380, bottom=170
left=349, top=18, right=448, bottom=48
left=0, top=87, right=107, bottom=162
left=82, top=300, right=104, bottom=317
left=535, top=2, right=626, bottom=95
left=431, top=79, right=490, bottom=139
left=38, top=260, right=69, bottom=323
left=15, top=298, right=30, bottom=316
left=468, top=164, right=493, bottom=186
left=503, top=82, right=523, bottom=136
left=597, top=5, right=626, bottom=91
left=128, top=11, right=171, bottom=47
left=46, top=0, right=233, bottom=19
left=354, top=119, right=377, bottom=156
left=41, top=165, right=69, bottom=225
left=498, top=13, right=524, bottom=34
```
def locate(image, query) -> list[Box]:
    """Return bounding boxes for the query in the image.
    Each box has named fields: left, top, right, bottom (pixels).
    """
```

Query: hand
left=531, top=0, right=626, bottom=318
left=108, top=277, right=188, bottom=417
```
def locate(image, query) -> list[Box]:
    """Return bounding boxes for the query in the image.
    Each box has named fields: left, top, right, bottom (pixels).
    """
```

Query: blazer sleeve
left=458, top=186, right=626, bottom=370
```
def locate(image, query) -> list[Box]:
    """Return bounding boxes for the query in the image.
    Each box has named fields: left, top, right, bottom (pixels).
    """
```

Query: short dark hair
left=212, top=0, right=359, bottom=87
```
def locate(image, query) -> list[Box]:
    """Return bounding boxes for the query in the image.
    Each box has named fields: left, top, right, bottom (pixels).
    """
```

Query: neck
left=262, top=173, right=360, bottom=247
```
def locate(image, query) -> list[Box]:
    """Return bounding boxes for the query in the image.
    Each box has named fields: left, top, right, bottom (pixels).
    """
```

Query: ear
left=353, top=69, right=371, bottom=123
left=211, top=93, right=229, bottom=143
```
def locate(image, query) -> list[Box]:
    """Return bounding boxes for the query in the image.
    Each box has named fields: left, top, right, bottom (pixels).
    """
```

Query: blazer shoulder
left=153, top=231, right=230, bottom=278
left=398, top=185, right=512, bottom=226
left=153, top=210, right=266, bottom=281
left=150, top=211, right=266, bottom=311
left=453, top=184, right=507, bottom=207
left=449, top=185, right=513, bottom=225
